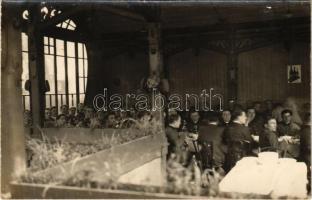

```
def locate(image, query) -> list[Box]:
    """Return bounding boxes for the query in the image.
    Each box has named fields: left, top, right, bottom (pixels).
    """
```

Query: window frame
left=22, top=33, right=88, bottom=113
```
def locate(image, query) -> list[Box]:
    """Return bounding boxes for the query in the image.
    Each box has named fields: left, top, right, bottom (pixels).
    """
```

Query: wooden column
left=148, top=23, right=163, bottom=78
left=227, top=28, right=238, bottom=102
left=27, top=5, right=45, bottom=131
left=148, top=22, right=164, bottom=117
left=1, top=3, right=26, bottom=193
left=147, top=22, right=167, bottom=186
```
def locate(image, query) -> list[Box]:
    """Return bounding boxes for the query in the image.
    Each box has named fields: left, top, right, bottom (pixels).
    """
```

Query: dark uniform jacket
left=300, top=125, right=311, bottom=166
left=277, top=122, right=300, bottom=137
left=187, top=121, right=200, bottom=133
left=223, top=122, right=252, bottom=145
left=165, top=126, right=187, bottom=161
left=198, top=124, right=226, bottom=168
left=259, top=129, right=279, bottom=152
left=223, top=122, right=252, bottom=172
left=248, top=115, right=265, bottom=136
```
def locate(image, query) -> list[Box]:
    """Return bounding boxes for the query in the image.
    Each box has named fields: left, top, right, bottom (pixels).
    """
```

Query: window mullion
left=53, top=38, right=58, bottom=113
left=64, top=41, right=69, bottom=106
left=75, top=42, right=80, bottom=105
left=82, top=45, right=85, bottom=94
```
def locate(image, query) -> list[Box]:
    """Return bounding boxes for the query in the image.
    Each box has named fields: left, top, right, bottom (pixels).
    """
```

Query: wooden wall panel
left=238, top=42, right=310, bottom=105
left=86, top=42, right=309, bottom=108
left=102, top=52, right=149, bottom=94
left=168, top=49, right=227, bottom=109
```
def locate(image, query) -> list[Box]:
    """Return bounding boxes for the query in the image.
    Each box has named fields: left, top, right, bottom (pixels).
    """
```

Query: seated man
left=76, top=103, right=85, bottom=122
left=187, top=109, right=201, bottom=133
left=68, top=107, right=77, bottom=126
left=105, top=112, right=118, bottom=128
left=246, top=107, right=264, bottom=136
left=90, top=111, right=106, bottom=129
left=165, top=113, right=187, bottom=164
left=59, top=105, right=69, bottom=116
left=50, top=106, right=58, bottom=121
left=223, top=107, right=252, bottom=172
left=259, top=116, right=279, bottom=152
left=219, top=110, right=231, bottom=127
left=136, top=111, right=152, bottom=129
left=277, top=109, right=301, bottom=137
left=198, top=113, right=226, bottom=169
left=44, top=108, right=55, bottom=128
left=56, top=114, right=69, bottom=127
left=277, top=109, right=302, bottom=158
left=76, top=106, right=94, bottom=128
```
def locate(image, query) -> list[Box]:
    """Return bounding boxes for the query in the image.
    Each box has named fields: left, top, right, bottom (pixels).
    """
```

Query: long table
left=219, top=156, right=308, bottom=198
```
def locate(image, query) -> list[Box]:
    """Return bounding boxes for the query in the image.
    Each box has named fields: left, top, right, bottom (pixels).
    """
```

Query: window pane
left=78, top=59, right=84, bottom=77
left=78, top=43, right=83, bottom=58
left=67, top=41, right=75, bottom=57
left=22, top=33, right=28, bottom=51
left=79, top=78, right=84, bottom=94
left=58, top=94, right=65, bottom=112
left=56, top=39, right=64, bottom=56
left=51, top=94, right=56, bottom=107
left=84, top=59, right=88, bottom=77
left=45, top=55, right=55, bottom=94
left=67, top=57, right=76, bottom=93
left=44, top=36, right=48, bottom=45
left=44, top=45, right=49, bottom=54
left=83, top=45, right=87, bottom=57
left=49, top=37, right=54, bottom=46
left=62, top=22, right=67, bottom=29
left=69, top=94, right=76, bottom=107
left=50, top=46, right=54, bottom=55
left=80, top=94, right=85, bottom=104
left=46, top=95, right=53, bottom=108
left=69, top=20, right=76, bottom=28
left=56, top=56, right=66, bottom=94
left=22, top=52, right=29, bottom=95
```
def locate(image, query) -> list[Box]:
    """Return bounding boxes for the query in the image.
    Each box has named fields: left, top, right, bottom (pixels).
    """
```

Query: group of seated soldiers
left=165, top=98, right=311, bottom=177
left=24, top=103, right=152, bottom=129
left=23, top=98, right=310, bottom=175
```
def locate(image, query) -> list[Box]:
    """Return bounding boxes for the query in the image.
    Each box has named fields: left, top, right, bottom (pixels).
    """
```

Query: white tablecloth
left=219, top=157, right=308, bottom=198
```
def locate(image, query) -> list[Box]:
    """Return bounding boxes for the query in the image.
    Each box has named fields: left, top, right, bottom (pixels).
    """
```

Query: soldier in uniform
left=223, top=107, right=252, bottom=173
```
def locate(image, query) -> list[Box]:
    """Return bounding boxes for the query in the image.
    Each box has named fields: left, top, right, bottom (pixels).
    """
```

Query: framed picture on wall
left=287, top=64, right=302, bottom=83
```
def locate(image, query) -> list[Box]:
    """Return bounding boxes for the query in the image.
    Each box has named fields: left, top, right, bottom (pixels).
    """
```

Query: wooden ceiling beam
left=164, top=17, right=310, bottom=37
left=94, top=16, right=309, bottom=42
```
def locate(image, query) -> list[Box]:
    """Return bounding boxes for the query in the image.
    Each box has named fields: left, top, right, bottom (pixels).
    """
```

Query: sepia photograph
left=1, top=0, right=311, bottom=199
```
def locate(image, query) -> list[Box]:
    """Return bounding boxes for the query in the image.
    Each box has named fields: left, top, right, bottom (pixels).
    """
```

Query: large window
left=21, top=33, right=88, bottom=113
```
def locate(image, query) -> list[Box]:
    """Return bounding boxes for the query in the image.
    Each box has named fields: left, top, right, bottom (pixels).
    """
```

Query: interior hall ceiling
left=69, top=2, right=310, bottom=34
left=17, top=1, right=310, bottom=42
